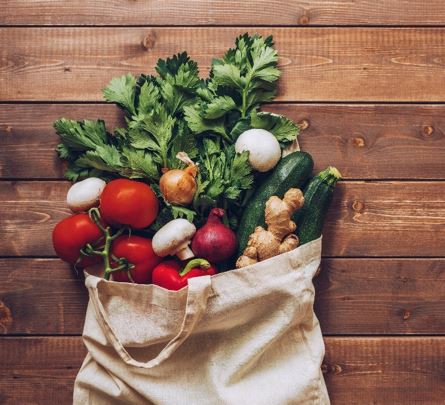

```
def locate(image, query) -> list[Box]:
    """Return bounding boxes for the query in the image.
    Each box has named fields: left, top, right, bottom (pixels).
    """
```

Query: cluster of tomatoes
left=55, top=178, right=218, bottom=292
left=53, top=179, right=163, bottom=282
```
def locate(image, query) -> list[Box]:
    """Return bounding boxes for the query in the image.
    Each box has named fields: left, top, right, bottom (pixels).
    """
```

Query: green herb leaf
left=54, top=119, right=108, bottom=151
left=251, top=111, right=299, bottom=144
left=171, top=205, right=196, bottom=222
left=224, top=150, right=254, bottom=200
left=137, top=80, right=160, bottom=114
left=103, top=74, right=137, bottom=116
left=56, top=143, right=72, bottom=160
left=211, top=63, right=243, bottom=89
left=203, top=96, right=236, bottom=119
left=183, top=104, right=228, bottom=138
left=120, top=147, right=159, bottom=180
left=75, top=145, right=122, bottom=173
left=168, top=122, right=199, bottom=168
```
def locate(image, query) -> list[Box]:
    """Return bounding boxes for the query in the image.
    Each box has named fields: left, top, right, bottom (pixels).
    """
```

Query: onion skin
left=192, top=208, right=238, bottom=263
left=160, top=168, right=197, bottom=206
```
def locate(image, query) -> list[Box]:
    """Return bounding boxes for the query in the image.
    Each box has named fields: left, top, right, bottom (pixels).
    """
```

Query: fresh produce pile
left=52, top=34, right=341, bottom=290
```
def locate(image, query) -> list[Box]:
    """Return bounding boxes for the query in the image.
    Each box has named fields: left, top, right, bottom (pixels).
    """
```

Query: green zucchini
left=237, top=151, right=314, bottom=254
left=295, top=166, right=341, bottom=245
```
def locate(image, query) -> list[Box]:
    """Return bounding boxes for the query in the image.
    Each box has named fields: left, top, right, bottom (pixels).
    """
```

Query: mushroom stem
left=176, top=244, right=194, bottom=261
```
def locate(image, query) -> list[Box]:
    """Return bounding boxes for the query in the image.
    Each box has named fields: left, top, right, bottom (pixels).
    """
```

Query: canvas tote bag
left=73, top=237, right=329, bottom=405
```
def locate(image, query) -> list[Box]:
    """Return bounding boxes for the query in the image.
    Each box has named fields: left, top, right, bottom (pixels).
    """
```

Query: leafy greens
left=54, top=33, right=300, bottom=229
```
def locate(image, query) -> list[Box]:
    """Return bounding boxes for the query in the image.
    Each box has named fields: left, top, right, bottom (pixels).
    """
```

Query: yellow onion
left=160, top=152, right=197, bottom=206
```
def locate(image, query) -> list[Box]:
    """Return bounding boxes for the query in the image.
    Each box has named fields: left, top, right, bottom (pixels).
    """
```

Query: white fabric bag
left=74, top=237, right=329, bottom=405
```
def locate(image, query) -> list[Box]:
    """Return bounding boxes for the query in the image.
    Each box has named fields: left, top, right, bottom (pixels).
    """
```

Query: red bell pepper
left=152, top=258, right=217, bottom=291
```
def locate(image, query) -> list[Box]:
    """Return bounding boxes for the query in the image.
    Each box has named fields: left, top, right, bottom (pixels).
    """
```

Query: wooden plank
left=2, top=28, right=445, bottom=102
left=0, top=337, right=84, bottom=405
left=2, top=0, right=445, bottom=26
left=1, top=258, right=445, bottom=335
left=323, top=337, right=445, bottom=404
left=2, top=103, right=445, bottom=180
left=315, top=259, right=445, bottom=335
left=0, top=336, right=444, bottom=404
left=1, top=181, right=444, bottom=257
left=0, top=104, right=123, bottom=179
left=0, top=259, right=86, bottom=335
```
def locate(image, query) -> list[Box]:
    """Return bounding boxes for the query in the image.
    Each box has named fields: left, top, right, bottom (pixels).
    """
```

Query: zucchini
left=295, top=166, right=341, bottom=245
left=237, top=151, right=314, bottom=254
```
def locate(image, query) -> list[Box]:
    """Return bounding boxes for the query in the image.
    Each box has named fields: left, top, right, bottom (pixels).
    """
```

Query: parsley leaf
left=120, top=147, right=159, bottom=180
left=54, top=119, right=108, bottom=151
left=250, top=110, right=299, bottom=145
left=209, top=33, right=280, bottom=118
left=171, top=205, right=196, bottom=222
left=103, top=74, right=137, bottom=116
left=203, top=96, right=237, bottom=119
left=224, top=150, right=254, bottom=200
left=55, top=33, right=304, bottom=233
left=183, top=104, right=228, bottom=139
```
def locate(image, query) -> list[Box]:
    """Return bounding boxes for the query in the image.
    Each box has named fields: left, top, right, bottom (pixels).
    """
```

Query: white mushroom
left=67, top=177, right=106, bottom=212
left=152, top=219, right=196, bottom=260
left=235, top=128, right=281, bottom=172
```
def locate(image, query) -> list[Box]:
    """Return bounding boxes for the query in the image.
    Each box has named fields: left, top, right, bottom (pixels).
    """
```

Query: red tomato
left=52, top=213, right=103, bottom=267
left=111, top=235, right=162, bottom=284
left=100, top=179, right=159, bottom=229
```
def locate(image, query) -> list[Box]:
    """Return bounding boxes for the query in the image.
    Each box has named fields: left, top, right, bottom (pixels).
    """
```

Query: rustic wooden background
left=1, top=1, right=445, bottom=404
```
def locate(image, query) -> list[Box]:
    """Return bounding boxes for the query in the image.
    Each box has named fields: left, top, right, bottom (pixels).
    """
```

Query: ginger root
left=236, top=188, right=304, bottom=268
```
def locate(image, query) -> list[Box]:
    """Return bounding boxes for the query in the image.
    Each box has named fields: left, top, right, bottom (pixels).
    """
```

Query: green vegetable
left=54, top=33, right=304, bottom=230
left=237, top=151, right=314, bottom=254
left=295, top=167, right=342, bottom=245
left=183, top=34, right=299, bottom=148
left=54, top=52, right=201, bottom=183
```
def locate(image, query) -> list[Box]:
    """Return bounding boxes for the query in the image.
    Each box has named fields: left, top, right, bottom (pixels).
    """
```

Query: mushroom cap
left=67, top=177, right=106, bottom=212
left=235, top=129, right=281, bottom=172
left=152, top=218, right=196, bottom=257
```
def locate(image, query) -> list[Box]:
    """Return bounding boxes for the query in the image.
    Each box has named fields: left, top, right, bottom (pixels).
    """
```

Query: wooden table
left=1, top=1, right=445, bottom=404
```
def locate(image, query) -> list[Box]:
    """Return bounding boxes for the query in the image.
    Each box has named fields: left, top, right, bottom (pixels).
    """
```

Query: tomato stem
left=87, top=208, right=132, bottom=281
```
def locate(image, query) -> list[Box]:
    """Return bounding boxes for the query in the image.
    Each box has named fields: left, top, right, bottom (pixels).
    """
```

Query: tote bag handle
left=86, top=275, right=212, bottom=369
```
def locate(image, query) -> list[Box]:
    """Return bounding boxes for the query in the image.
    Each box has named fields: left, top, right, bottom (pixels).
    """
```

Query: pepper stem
left=179, top=258, right=211, bottom=277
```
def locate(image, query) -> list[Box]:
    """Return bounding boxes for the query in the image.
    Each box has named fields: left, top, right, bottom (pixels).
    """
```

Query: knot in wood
left=352, top=200, right=365, bottom=213
left=298, top=119, right=310, bottom=130
left=353, top=136, right=365, bottom=147
left=142, top=32, right=156, bottom=51
left=0, top=301, right=13, bottom=333
left=299, top=14, right=310, bottom=25
left=403, top=309, right=411, bottom=320
left=331, top=364, right=343, bottom=374
left=422, top=126, right=434, bottom=137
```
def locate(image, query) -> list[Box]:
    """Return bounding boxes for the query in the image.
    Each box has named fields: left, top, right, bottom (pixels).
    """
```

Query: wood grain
left=0, top=259, right=86, bottom=335
left=315, top=259, right=445, bottom=335
left=2, top=103, right=445, bottom=180
left=323, top=337, right=445, bottom=404
left=0, top=104, right=123, bottom=179
left=2, top=0, right=445, bottom=26
left=1, top=336, right=444, bottom=404
left=2, top=28, right=445, bottom=102
left=0, top=337, right=84, bottom=405
left=1, top=258, right=445, bottom=335
left=1, top=181, right=444, bottom=257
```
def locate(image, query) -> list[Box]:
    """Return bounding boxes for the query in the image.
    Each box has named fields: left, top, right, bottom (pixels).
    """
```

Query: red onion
left=191, top=208, right=238, bottom=263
